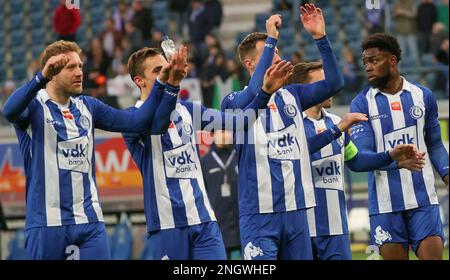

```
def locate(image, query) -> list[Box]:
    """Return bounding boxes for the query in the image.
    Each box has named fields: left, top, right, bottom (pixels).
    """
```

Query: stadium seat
left=304, top=43, right=320, bottom=61
left=90, top=6, right=105, bottom=24
left=7, top=230, right=27, bottom=260
left=407, top=73, right=421, bottom=83
left=31, top=45, right=44, bottom=59
left=299, top=28, right=315, bottom=45
left=235, top=31, right=249, bottom=46
left=314, top=0, right=330, bottom=8
left=11, top=29, right=26, bottom=46
left=321, top=7, right=334, bottom=21
left=49, top=0, right=60, bottom=10
left=279, top=27, right=295, bottom=45
left=339, top=5, right=357, bottom=21
left=91, top=24, right=104, bottom=37
left=255, top=13, right=271, bottom=32
left=109, top=213, right=134, bottom=260
left=154, top=18, right=169, bottom=35
left=10, top=0, right=25, bottom=14
left=31, top=28, right=46, bottom=46
left=325, top=24, right=339, bottom=42
left=279, top=10, right=292, bottom=24
left=281, top=44, right=298, bottom=60
left=110, top=0, right=120, bottom=8
left=30, top=0, right=44, bottom=11
left=421, top=53, right=436, bottom=67
left=348, top=40, right=362, bottom=54
left=29, top=11, right=45, bottom=27
left=152, top=1, right=168, bottom=19
left=9, top=13, right=25, bottom=30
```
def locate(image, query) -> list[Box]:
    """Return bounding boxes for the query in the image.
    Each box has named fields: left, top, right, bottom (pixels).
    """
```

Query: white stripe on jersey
left=172, top=106, right=202, bottom=226
left=75, top=99, right=104, bottom=222
left=270, top=99, right=297, bottom=211
left=178, top=105, right=216, bottom=223
left=410, top=87, right=438, bottom=204
left=151, top=135, right=176, bottom=229
left=384, top=94, right=418, bottom=209
left=281, top=161, right=297, bottom=211
left=254, top=98, right=274, bottom=213
left=307, top=207, right=317, bottom=237
left=281, top=91, right=315, bottom=208
left=367, top=89, right=392, bottom=213
left=36, top=95, right=62, bottom=226
left=326, top=190, right=343, bottom=235
left=61, top=103, right=89, bottom=224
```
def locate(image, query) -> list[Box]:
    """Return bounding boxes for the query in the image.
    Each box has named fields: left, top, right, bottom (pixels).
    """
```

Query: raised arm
left=96, top=46, right=189, bottom=134
left=284, top=4, right=344, bottom=110
left=198, top=60, right=293, bottom=132
left=232, top=14, right=281, bottom=109
left=423, top=90, right=449, bottom=186
left=150, top=46, right=188, bottom=134
left=3, top=54, right=69, bottom=124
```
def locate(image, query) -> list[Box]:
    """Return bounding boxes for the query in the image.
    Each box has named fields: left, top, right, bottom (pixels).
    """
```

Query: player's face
left=362, top=48, right=394, bottom=89
left=52, top=51, right=83, bottom=95
left=307, top=68, right=333, bottom=108
left=140, top=54, right=167, bottom=92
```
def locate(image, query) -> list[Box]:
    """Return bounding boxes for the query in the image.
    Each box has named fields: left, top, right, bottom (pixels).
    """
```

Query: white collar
left=135, top=100, right=143, bottom=108
left=369, top=77, right=413, bottom=98
left=37, top=89, right=72, bottom=107
left=303, top=108, right=329, bottom=122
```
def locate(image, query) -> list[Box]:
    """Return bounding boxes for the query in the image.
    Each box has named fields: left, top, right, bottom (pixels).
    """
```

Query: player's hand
left=388, top=144, right=418, bottom=162
left=397, top=152, right=426, bottom=171
left=266, top=14, right=282, bottom=39
left=300, top=3, right=326, bottom=40
left=443, top=174, right=449, bottom=187
left=167, top=45, right=188, bottom=87
left=262, top=60, right=293, bottom=94
left=159, top=46, right=188, bottom=87
left=42, top=54, right=69, bottom=79
left=336, top=113, right=368, bottom=132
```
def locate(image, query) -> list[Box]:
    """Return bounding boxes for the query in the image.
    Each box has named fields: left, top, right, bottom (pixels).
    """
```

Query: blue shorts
left=143, top=221, right=226, bottom=260
left=240, top=209, right=313, bottom=260
left=311, top=235, right=352, bottom=260
left=370, top=205, right=444, bottom=254
left=25, top=222, right=110, bottom=260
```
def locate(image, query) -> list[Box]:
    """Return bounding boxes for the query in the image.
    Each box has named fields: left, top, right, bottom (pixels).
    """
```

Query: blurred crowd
left=1, top=0, right=449, bottom=126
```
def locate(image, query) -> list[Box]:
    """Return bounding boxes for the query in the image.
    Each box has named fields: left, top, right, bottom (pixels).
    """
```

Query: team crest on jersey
left=283, top=104, right=297, bottom=118
left=243, top=242, right=264, bottom=260
left=336, top=135, right=344, bottom=147
left=182, top=123, right=193, bottom=136
left=374, top=225, right=392, bottom=245
left=409, top=106, right=424, bottom=120
left=80, top=115, right=90, bottom=130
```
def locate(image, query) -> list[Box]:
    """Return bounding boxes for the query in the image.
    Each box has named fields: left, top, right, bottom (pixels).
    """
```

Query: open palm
left=300, top=3, right=326, bottom=39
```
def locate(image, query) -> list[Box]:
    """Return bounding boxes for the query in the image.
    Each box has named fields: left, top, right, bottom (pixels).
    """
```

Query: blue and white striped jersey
left=6, top=75, right=175, bottom=229
left=303, top=110, right=348, bottom=237
left=231, top=88, right=317, bottom=215
left=16, top=89, right=105, bottom=229
left=124, top=101, right=217, bottom=232
left=350, top=78, right=443, bottom=215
